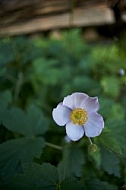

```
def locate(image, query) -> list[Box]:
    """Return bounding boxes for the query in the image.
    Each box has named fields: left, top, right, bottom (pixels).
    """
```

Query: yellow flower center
left=70, top=108, right=88, bottom=125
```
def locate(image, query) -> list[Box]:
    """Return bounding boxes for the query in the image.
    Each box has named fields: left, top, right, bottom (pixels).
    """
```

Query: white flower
left=52, top=92, right=104, bottom=141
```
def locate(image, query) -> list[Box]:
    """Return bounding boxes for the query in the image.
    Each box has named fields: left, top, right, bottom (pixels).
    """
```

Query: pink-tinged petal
left=63, top=92, right=88, bottom=110
left=81, top=97, right=100, bottom=112
left=84, top=112, right=104, bottom=137
left=65, top=122, right=84, bottom=141
left=52, top=103, right=71, bottom=126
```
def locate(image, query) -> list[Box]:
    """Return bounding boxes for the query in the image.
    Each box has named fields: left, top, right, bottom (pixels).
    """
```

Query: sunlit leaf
left=101, top=77, right=120, bottom=98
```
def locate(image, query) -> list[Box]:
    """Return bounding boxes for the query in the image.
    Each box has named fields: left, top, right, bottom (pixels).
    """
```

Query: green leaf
left=23, top=163, right=59, bottom=186
left=85, top=179, right=117, bottom=190
left=0, top=90, right=12, bottom=109
left=99, top=97, right=114, bottom=118
left=98, top=129, right=123, bottom=157
left=58, top=146, right=85, bottom=181
left=72, top=76, right=102, bottom=95
left=26, top=104, right=49, bottom=136
left=100, top=146, right=120, bottom=177
left=101, top=77, right=120, bottom=98
left=0, top=137, right=45, bottom=176
left=2, top=104, right=48, bottom=136
left=31, top=57, right=61, bottom=85
left=109, top=103, right=125, bottom=120
left=0, top=67, right=6, bottom=77
left=0, top=38, right=14, bottom=66
left=6, top=162, right=84, bottom=190
left=106, top=119, right=126, bottom=156
left=99, top=97, right=125, bottom=120
left=61, top=177, right=85, bottom=190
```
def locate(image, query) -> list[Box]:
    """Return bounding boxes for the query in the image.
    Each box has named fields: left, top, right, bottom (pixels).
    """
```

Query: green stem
left=14, top=72, right=23, bottom=101
left=88, top=137, right=93, bottom=145
left=69, top=0, right=76, bottom=27
left=45, top=142, right=62, bottom=150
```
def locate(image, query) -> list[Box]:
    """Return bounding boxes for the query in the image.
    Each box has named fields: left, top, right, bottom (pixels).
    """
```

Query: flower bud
left=118, top=68, right=125, bottom=76
left=88, top=143, right=97, bottom=153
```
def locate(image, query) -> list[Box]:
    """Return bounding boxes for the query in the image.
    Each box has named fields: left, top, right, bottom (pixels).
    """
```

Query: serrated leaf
left=0, top=137, right=45, bottom=176
left=61, top=177, right=85, bottom=190
left=106, top=119, right=126, bottom=156
left=31, top=58, right=61, bottom=85
left=85, top=179, right=117, bottom=190
left=23, top=162, right=59, bottom=184
left=2, top=104, right=48, bottom=136
left=58, top=146, right=84, bottom=181
left=100, top=146, right=120, bottom=177
left=7, top=162, right=84, bottom=190
left=8, top=163, right=59, bottom=190
left=98, top=129, right=123, bottom=157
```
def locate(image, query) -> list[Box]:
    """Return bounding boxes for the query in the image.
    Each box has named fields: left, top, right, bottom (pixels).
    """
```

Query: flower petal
left=81, top=97, right=100, bottom=112
left=84, top=112, right=104, bottom=137
left=65, top=122, right=84, bottom=141
left=63, top=92, right=88, bottom=110
left=52, top=103, right=71, bottom=126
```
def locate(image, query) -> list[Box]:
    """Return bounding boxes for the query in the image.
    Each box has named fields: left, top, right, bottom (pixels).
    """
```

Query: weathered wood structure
left=0, top=0, right=126, bottom=36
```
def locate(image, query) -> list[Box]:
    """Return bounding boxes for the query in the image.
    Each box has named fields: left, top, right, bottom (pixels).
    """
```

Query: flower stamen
left=70, top=108, right=88, bottom=125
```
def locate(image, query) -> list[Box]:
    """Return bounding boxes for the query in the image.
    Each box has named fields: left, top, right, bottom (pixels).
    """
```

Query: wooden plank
left=0, top=0, right=71, bottom=27
left=0, top=5, right=115, bottom=36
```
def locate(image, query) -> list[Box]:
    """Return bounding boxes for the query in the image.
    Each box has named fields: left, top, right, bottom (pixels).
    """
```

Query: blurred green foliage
left=0, top=29, right=126, bottom=189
